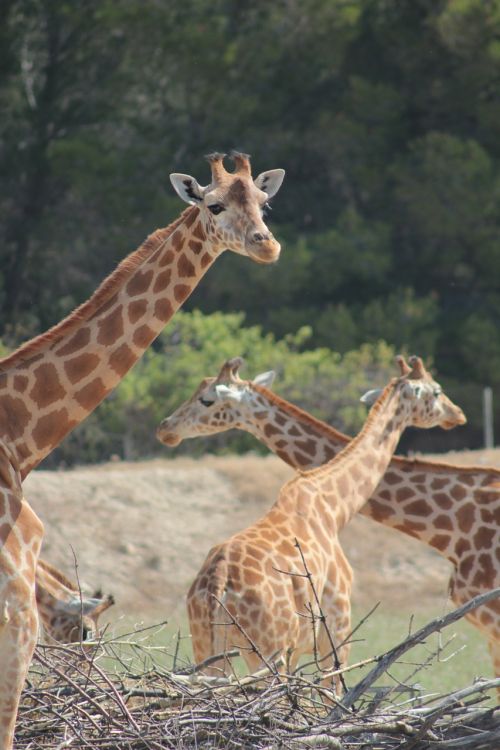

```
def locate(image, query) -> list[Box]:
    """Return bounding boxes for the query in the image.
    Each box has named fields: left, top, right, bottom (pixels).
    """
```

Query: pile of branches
left=18, top=589, right=499, bottom=749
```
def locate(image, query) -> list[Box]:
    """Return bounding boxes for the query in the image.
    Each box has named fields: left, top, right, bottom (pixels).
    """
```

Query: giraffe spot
left=480, top=610, right=494, bottom=625
left=174, top=284, right=191, bottom=303
left=366, top=498, right=394, bottom=521
left=133, top=325, right=156, bottom=349
left=96, top=306, right=124, bottom=346
left=55, top=327, right=91, bottom=356
left=456, top=504, right=476, bottom=533
left=254, top=410, right=267, bottom=420
left=287, top=425, right=301, bottom=436
left=0, top=373, right=7, bottom=390
left=455, top=538, right=471, bottom=557
left=480, top=507, right=495, bottom=523
left=434, top=514, right=453, bottom=530
left=0, top=522, right=12, bottom=545
left=431, top=477, right=449, bottom=490
left=32, top=408, right=77, bottom=450
left=74, top=378, right=107, bottom=411
left=185, top=208, right=198, bottom=228
left=434, top=492, right=453, bottom=510
left=128, top=299, right=148, bottom=324
left=178, top=254, right=196, bottom=277
left=29, top=363, right=66, bottom=408
left=200, top=251, right=213, bottom=268
left=64, top=353, right=100, bottom=384
left=192, top=221, right=206, bottom=241
left=13, top=375, right=28, bottom=393
left=383, top=472, right=401, bottom=485
left=187, top=240, right=202, bottom=256
left=109, top=344, right=136, bottom=376
left=0, top=394, right=31, bottom=439
left=243, top=568, right=263, bottom=586
left=171, top=230, right=184, bottom=251
left=474, top=526, right=496, bottom=550
left=296, top=438, right=316, bottom=456
left=457, top=472, right=477, bottom=487
left=154, top=298, right=173, bottom=322
left=411, top=473, right=426, bottom=483
left=275, top=439, right=288, bottom=450
left=429, top=534, right=451, bottom=552
left=459, top=555, right=475, bottom=578
left=146, top=248, right=161, bottom=265
left=275, top=413, right=287, bottom=427
left=293, top=451, right=311, bottom=467
left=126, top=269, right=154, bottom=297
left=405, top=499, right=431, bottom=516
left=395, top=486, right=414, bottom=502
left=450, top=485, right=467, bottom=501
left=159, top=249, right=175, bottom=267
left=153, top=270, right=172, bottom=294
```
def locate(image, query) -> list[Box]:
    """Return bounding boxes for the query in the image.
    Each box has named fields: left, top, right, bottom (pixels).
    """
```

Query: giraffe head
left=39, top=591, right=115, bottom=643
left=156, top=357, right=275, bottom=446
left=170, top=152, right=285, bottom=263
left=361, top=355, right=467, bottom=430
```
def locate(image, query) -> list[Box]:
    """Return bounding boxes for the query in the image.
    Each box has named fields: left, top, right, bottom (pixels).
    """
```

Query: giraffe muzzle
left=247, top=237, right=281, bottom=264
left=156, top=424, right=181, bottom=447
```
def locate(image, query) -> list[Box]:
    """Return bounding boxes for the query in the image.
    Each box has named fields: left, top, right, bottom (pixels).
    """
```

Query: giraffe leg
left=0, top=495, right=43, bottom=750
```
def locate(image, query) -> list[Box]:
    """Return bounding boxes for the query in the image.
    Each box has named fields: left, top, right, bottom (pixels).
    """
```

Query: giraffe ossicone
left=0, top=151, right=285, bottom=749
left=159, top=356, right=466, bottom=687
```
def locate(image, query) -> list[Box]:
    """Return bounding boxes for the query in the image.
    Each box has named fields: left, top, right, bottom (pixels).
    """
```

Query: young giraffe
left=0, top=151, right=285, bottom=749
left=157, top=358, right=499, bottom=678
left=35, top=558, right=114, bottom=643
left=158, top=356, right=465, bottom=682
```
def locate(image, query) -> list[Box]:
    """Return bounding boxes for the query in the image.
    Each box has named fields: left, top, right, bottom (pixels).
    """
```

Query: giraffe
left=158, top=356, right=466, bottom=684
left=35, top=558, right=114, bottom=643
left=158, top=358, right=499, bottom=680
left=0, top=151, right=285, bottom=749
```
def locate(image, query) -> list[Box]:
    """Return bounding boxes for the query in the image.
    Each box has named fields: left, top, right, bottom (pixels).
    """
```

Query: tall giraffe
left=158, top=357, right=465, bottom=682
left=0, top=151, right=285, bottom=749
left=36, top=558, right=114, bottom=643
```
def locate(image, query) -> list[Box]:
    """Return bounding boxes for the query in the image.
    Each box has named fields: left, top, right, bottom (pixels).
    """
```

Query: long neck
left=236, top=385, right=347, bottom=466
left=307, top=382, right=408, bottom=524
left=239, top=385, right=497, bottom=565
left=0, top=206, right=219, bottom=477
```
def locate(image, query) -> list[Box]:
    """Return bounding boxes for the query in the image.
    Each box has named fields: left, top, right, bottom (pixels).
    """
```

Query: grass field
left=101, top=599, right=494, bottom=704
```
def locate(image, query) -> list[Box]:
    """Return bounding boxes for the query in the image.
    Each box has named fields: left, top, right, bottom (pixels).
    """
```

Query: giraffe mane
left=296, top=379, right=399, bottom=480
left=37, top=559, right=78, bottom=593
left=255, top=383, right=499, bottom=479
left=252, top=384, right=350, bottom=441
left=0, top=206, right=198, bottom=370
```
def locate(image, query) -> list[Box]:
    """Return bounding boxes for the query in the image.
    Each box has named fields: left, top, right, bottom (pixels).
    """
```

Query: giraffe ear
left=215, top=384, right=244, bottom=402
left=254, top=169, right=285, bottom=199
left=170, top=173, right=205, bottom=204
left=360, top=388, right=382, bottom=406
left=252, top=370, right=276, bottom=388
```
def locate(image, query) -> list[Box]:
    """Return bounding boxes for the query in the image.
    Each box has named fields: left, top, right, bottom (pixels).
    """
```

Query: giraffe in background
left=36, top=558, right=114, bottom=643
left=158, top=357, right=498, bottom=679
left=0, top=151, right=285, bottom=748
left=158, top=357, right=465, bottom=684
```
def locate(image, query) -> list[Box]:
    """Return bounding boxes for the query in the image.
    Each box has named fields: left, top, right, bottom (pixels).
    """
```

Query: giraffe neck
left=304, top=381, right=408, bottom=524
left=239, top=385, right=499, bottom=564
left=0, top=206, right=220, bottom=477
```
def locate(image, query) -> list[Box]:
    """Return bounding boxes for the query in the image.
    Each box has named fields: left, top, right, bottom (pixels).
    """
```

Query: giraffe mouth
left=156, top=428, right=181, bottom=447
left=247, top=239, right=281, bottom=264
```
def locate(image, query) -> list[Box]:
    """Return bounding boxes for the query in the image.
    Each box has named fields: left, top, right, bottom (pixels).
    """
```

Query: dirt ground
left=24, top=448, right=500, bottom=627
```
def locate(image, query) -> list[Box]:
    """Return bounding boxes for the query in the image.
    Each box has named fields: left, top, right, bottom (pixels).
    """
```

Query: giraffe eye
left=199, top=397, right=215, bottom=407
left=208, top=204, right=225, bottom=215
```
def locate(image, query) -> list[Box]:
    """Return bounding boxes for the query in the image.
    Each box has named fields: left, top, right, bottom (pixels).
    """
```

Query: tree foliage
left=1, top=0, right=498, bottom=455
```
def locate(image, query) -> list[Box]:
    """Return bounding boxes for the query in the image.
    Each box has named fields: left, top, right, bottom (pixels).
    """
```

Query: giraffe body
left=0, top=152, right=285, bottom=748
left=160, top=357, right=466, bottom=682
